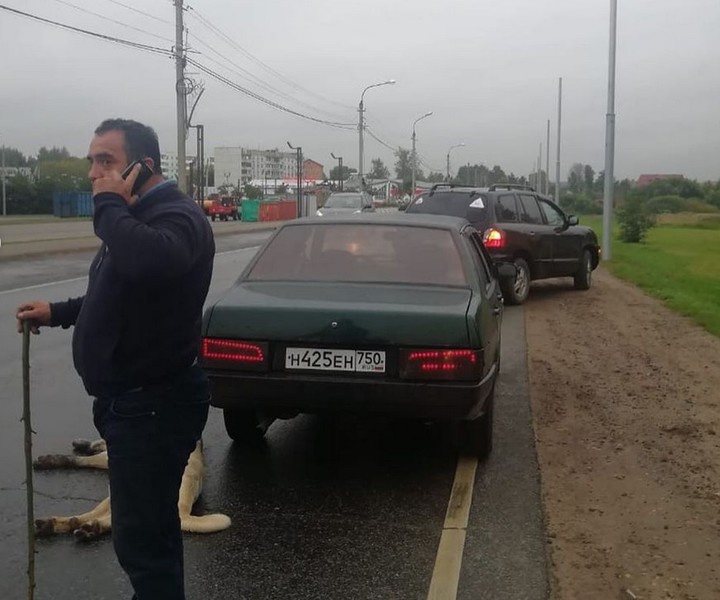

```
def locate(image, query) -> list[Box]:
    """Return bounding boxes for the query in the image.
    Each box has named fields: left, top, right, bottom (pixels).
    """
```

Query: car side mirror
left=567, top=215, right=579, bottom=226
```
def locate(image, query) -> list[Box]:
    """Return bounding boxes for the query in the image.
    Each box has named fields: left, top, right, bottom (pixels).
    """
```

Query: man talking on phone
left=16, top=118, right=215, bottom=599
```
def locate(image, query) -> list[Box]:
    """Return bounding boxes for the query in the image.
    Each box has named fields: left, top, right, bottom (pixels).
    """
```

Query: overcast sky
left=1, top=0, right=719, bottom=181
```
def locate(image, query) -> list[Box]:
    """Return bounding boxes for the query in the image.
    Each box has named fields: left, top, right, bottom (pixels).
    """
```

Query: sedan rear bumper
left=206, top=367, right=496, bottom=421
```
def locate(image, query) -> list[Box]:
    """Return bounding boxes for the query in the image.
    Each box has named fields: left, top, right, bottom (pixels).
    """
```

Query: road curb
left=0, top=222, right=283, bottom=262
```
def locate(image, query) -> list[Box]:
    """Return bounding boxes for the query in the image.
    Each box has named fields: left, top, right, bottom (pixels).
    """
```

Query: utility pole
left=538, top=143, right=542, bottom=191
left=603, top=0, right=618, bottom=260
left=174, top=0, right=187, bottom=193
left=331, top=152, right=343, bottom=191
left=446, top=143, right=464, bottom=182
left=196, top=124, right=204, bottom=201
left=555, top=77, right=563, bottom=205
left=411, top=111, right=432, bottom=197
left=358, top=80, right=395, bottom=190
left=287, top=142, right=302, bottom=217
left=546, top=119, right=551, bottom=195
left=2, top=142, right=6, bottom=216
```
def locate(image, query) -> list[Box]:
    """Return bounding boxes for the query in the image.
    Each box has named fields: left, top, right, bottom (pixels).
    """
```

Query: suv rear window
left=406, top=191, right=488, bottom=226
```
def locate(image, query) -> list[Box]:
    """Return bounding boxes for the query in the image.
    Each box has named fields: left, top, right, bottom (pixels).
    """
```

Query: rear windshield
left=325, top=193, right=363, bottom=208
left=247, top=223, right=467, bottom=287
left=406, top=191, right=489, bottom=225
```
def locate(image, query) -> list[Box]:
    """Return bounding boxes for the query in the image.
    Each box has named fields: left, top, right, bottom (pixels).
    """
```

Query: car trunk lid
left=204, top=281, right=473, bottom=347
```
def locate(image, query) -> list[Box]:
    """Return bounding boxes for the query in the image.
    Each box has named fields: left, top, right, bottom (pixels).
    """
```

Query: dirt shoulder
left=526, top=267, right=720, bottom=600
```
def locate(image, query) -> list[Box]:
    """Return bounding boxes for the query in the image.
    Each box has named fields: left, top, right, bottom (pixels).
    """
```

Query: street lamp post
left=2, top=142, right=6, bottom=216
left=358, top=79, right=395, bottom=190
left=330, top=152, right=343, bottom=191
left=287, top=141, right=303, bottom=217
left=411, top=111, right=433, bottom=197
left=446, top=143, right=465, bottom=182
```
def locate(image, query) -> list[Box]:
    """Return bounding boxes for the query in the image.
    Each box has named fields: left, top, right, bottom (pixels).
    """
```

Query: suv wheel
left=573, top=249, right=593, bottom=290
left=501, top=257, right=530, bottom=305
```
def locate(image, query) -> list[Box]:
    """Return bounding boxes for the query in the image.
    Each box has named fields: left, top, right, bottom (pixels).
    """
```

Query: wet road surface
left=0, top=232, right=548, bottom=599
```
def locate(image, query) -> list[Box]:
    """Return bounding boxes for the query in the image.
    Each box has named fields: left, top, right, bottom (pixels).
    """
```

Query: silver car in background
left=316, top=192, right=375, bottom=216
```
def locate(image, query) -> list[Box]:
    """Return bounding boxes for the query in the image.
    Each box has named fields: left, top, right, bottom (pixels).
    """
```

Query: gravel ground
left=526, top=267, right=720, bottom=600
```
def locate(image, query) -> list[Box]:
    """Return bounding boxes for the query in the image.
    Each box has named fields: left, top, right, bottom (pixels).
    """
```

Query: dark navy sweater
left=50, top=183, right=215, bottom=397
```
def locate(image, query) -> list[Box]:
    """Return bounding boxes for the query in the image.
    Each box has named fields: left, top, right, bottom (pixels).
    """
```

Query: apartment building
left=214, top=147, right=298, bottom=186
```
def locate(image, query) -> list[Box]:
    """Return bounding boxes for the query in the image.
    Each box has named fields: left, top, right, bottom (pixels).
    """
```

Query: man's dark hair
left=94, top=118, right=163, bottom=175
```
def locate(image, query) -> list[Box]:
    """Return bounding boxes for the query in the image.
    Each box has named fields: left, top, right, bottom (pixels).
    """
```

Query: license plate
left=285, top=347, right=386, bottom=373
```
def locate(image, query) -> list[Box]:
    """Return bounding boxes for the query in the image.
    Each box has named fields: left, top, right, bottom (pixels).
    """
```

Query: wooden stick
left=21, top=321, right=36, bottom=600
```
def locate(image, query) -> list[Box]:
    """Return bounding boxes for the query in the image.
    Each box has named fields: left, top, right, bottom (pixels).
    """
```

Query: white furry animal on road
left=33, top=438, right=231, bottom=542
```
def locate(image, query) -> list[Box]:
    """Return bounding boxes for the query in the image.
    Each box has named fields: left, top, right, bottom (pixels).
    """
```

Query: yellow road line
left=427, top=456, right=479, bottom=600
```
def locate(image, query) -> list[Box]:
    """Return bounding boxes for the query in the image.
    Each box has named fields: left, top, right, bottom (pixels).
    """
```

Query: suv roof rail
left=429, top=183, right=482, bottom=196
left=488, top=183, right=535, bottom=192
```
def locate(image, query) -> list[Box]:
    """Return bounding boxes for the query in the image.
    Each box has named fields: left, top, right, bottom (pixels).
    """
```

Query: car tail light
left=200, top=338, right=269, bottom=371
left=483, top=228, right=505, bottom=249
left=399, top=349, right=482, bottom=381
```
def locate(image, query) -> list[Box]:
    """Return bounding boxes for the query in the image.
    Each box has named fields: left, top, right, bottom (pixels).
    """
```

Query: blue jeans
left=93, top=365, right=210, bottom=600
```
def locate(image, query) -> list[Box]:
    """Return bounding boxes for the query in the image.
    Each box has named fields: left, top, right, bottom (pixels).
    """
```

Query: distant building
left=160, top=152, right=195, bottom=181
left=637, top=174, right=683, bottom=187
left=303, top=159, right=325, bottom=181
left=214, top=147, right=297, bottom=187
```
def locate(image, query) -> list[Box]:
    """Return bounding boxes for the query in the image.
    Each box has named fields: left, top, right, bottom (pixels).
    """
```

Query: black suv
left=405, top=183, right=600, bottom=304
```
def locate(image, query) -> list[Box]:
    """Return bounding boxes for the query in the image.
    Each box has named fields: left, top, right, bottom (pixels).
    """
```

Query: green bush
left=646, top=195, right=685, bottom=214
left=560, top=192, right=602, bottom=215
left=617, top=195, right=654, bottom=243
left=706, top=190, right=720, bottom=209
left=682, top=198, right=719, bottom=213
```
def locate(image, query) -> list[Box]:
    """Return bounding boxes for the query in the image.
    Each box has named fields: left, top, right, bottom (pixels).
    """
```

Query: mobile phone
left=121, top=158, right=154, bottom=195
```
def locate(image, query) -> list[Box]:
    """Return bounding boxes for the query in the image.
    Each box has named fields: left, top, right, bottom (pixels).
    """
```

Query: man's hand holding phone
left=93, top=159, right=153, bottom=206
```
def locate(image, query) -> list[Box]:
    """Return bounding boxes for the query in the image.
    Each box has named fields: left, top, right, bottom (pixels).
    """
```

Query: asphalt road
left=0, top=231, right=549, bottom=600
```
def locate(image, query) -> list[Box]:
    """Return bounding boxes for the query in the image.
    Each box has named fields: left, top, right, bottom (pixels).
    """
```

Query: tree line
left=1, top=146, right=92, bottom=214
left=3, top=146, right=719, bottom=220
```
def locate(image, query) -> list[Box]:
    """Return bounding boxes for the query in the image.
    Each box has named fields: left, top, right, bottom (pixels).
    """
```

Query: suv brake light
left=200, top=338, right=269, bottom=371
left=399, top=349, right=482, bottom=381
left=483, top=228, right=505, bottom=249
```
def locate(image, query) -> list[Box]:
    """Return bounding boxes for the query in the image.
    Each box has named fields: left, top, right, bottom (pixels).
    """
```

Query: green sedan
left=199, top=214, right=507, bottom=458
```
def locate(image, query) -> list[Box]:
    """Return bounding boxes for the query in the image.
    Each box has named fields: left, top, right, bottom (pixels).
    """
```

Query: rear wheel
left=223, top=409, right=264, bottom=443
left=501, top=257, right=530, bottom=305
left=457, top=393, right=494, bottom=460
left=573, top=249, right=593, bottom=290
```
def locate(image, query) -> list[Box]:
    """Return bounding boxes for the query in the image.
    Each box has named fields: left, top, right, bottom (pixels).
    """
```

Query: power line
left=1, top=5, right=357, bottom=130
left=417, top=154, right=444, bottom=174
left=100, top=0, right=173, bottom=25
left=186, top=57, right=356, bottom=130
left=186, top=4, right=354, bottom=112
left=50, top=0, right=174, bottom=44
left=187, top=32, right=353, bottom=123
left=364, top=127, right=399, bottom=153
left=0, top=4, right=174, bottom=56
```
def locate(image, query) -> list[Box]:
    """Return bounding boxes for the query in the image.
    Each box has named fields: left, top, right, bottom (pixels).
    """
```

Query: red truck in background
left=202, top=195, right=241, bottom=221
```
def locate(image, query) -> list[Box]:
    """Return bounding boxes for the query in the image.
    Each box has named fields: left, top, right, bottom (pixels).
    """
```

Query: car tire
left=573, top=249, right=593, bottom=290
left=501, top=257, right=530, bottom=305
left=223, top=409, right=264, bottom=443
left=458, top=392, right=494, bottom=460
